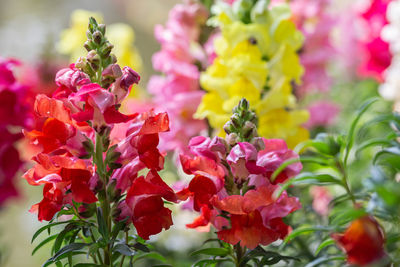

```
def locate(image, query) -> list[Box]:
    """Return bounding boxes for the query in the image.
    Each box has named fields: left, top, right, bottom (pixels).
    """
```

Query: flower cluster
left=58, top=9, right=142, bottom=72
left=380, top=0, right=400, bottom=107
left=24, top=18, right=176, bottom=241
left=148, top=0, right=208, bottom=152
left=0, top=59, right=31, bottom=207
left=195, top=0, right=309, bottom=148
left=358, top=0, right=392, bottom=81
left=178, top=99, right=301, bottom=249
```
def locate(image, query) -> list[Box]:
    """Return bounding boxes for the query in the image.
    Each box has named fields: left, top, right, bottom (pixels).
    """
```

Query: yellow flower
left=58, top=9, right=142, bottom=71
left=196, top=2, right=309, bottom=147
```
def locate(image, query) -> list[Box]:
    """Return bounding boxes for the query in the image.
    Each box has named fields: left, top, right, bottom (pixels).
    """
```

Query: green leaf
left=240, top=247, right=299, bottom=266
left=73, top=264, right=106, bottom=267
left=32, top=234, right=58, bottom=255
left=113, top=243, right=135, bottom=256
left=344, top=97, right=379, bottom=165
left=330, top=209, right=366, bottom=226
left=133, top=252, right=166, bottom=264
left=43, top=243, right=89, bottom=267
left=356, top=137, right=394, bottom=157
left=190, top=248, right=229, bottom=257
left=282, top=226, right=333, bottom=246
left=373, top=146, right=400, bottom=164
left=314, top=238, right=335, bottom=256
left=96, top=207, right=109, bottom=241
left=304, top=256, right=346, bottom=267
left=54, top=224, right=78, bottom=253
left=32, top=221, right=73, bottom=243
left=270, top=158, right=300, bottom=183
left=131, top=242, right=149, bottom=253
left=192, top=259, right=231, bottom=267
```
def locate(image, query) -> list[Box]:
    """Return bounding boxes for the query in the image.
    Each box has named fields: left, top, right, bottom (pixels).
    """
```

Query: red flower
left=332, top=216, right=386, bottom=266
left=24, top=153, right=97, bottom=221
left=178, top=154, right=225, bottom=211
left=125, top=170, right=177, bottom=239
left=24, top=118, right=76, bottom=153
left=211, top=185, right=300, bottom=249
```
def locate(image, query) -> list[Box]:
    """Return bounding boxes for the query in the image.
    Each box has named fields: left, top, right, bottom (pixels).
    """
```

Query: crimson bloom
left=332, top=216, right=386, bottom=266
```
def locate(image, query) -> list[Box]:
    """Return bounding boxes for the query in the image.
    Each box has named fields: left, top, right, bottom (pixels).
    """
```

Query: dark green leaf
left=190, top=248, right=229, bottom=257
left=32, top=221, right=73, bottom=243
left=32, top=234, right=58, bottom=256
left=131, top=242, right=149, bottom=252
left=113, top=243, right=135, bottom=256
left=133, top=252, right=166, bottom=264
left=96, top=207, right=109, bottom=241
left=43, top=243, right=89, bottom=267
left=54, top=224, right=78, bottom=253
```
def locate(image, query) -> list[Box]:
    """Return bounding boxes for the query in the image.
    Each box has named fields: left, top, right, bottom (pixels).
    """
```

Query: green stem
left=94, top=132, right=113, bottom=266
left=336, top=161, right=356, bottom=205
left=234, top=244, right=245, bottom=267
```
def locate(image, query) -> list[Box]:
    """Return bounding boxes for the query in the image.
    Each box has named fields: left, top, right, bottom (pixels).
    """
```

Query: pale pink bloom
left=310, top=186, right=332, bottom=216
left=304, top=100, right=340, bottom=129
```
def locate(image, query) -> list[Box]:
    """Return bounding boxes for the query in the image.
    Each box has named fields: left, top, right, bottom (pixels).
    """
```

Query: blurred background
left=0, top=1, right=194, bottom=266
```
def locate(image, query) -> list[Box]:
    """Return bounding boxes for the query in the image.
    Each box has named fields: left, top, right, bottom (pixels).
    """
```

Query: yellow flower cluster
left=195, top=1, right=309, bottom=148
left=58, top=10, right=142, bottom=72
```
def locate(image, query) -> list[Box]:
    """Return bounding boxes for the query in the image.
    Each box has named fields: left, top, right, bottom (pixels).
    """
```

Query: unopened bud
left=101, top=42, right=114, bottom=57
left=75, top=57, right=87, bottom=69
left=98, top=24, right=106, bottom=35
left=92, top=30, right=103, bottom=44
left=231, top=113, right=241, bottom=128
left=107, top=179, right=121, bottom=202
left=110, top=54, right=117, bottom=64
left=251, top=137, right=265, bottom=151
left=224, top=121, right=234, bottom=134
left=83, top=41, right=92, bottom=52
left=86, top=30, right=93, bottom=39
left=226, top=133, right=238, bottom=146
left=239, top=98, right=249, bottom=110
left=79, top=203, right=96, bottom=218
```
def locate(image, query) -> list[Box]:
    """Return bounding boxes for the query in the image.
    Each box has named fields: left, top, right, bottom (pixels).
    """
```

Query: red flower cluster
left=178, top=136, right=302, bottom=249
left=23, top=60, right=177, bottom=240
left=332, top=216, right=386, bottom=266
left=0, top=58, right=31, bottom=207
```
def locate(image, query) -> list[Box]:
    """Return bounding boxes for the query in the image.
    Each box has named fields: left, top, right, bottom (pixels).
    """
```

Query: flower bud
left=84, top=41, right=92, bottom=51
left=98, top=24, right=106, bottom=35
left=107, top=179, right=122, bottom=202
left=78, top=203, right=96, bottom=218
left=101, top=42, right=114, bottom=57
left=92, top=30, right=103, bottom=45
left=224, top=121, right=234, bottom=134
left=251, top=137, right=265, bottom=151
left=87, top=50, right=100, bottom=64
left=243, top=121, right=256, bottom=139
left=226, top=133, right=238, bottom=146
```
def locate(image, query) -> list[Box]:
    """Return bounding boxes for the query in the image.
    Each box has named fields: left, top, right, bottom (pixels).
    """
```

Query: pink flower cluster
left=0, top=59, right=32, bottom=206
left=148, top=0, right=208, bottom=152
left=177, top=136, right=302, bottom=249
left=358, top=0, right=392, bottom=81
left=289, top=0, right=335, bottom=96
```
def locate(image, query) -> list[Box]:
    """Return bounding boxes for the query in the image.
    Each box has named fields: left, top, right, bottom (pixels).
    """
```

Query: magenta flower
left=0, top=58, right=32, bottom=207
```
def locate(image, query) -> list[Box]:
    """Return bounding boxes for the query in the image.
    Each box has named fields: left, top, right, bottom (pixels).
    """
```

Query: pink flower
left=304, top=100, right=340, bottom=129
left=146, top=1, right=208, bottom=154
left=310, top=186, right=332, bottom=216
